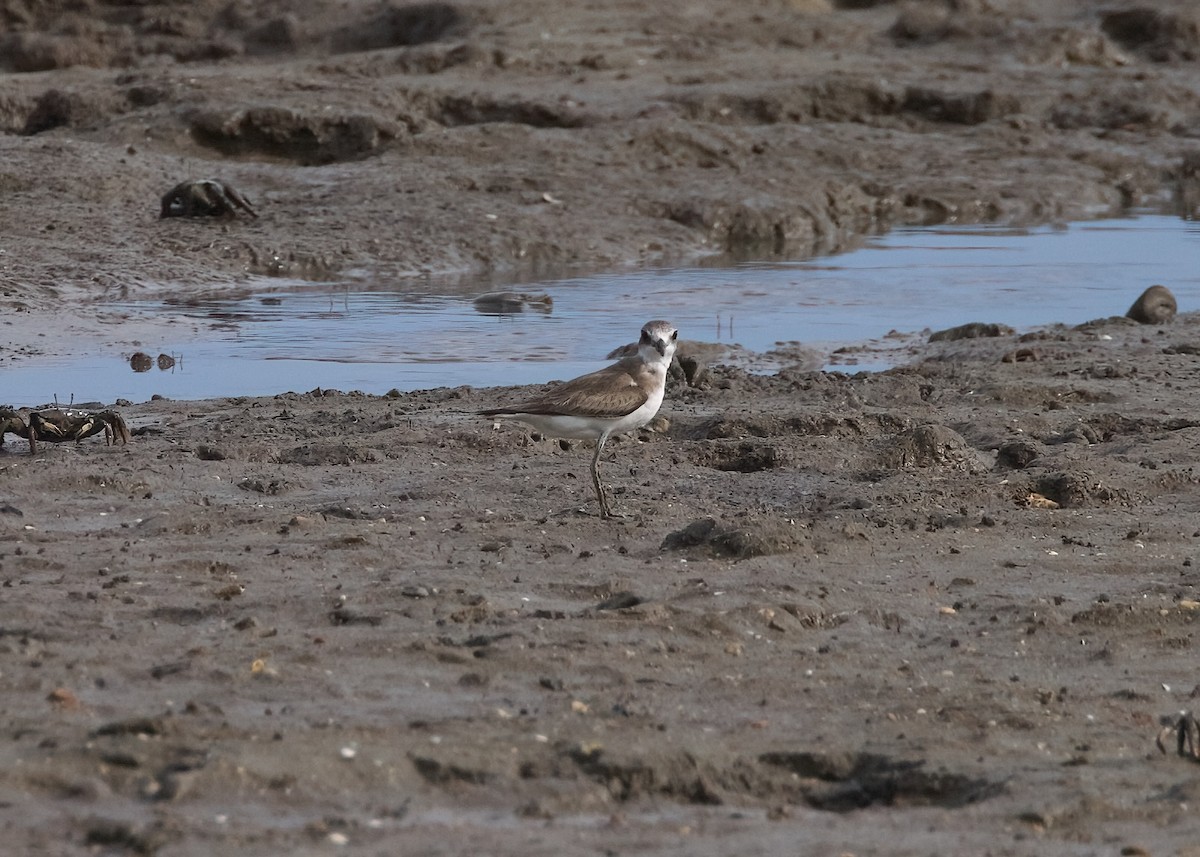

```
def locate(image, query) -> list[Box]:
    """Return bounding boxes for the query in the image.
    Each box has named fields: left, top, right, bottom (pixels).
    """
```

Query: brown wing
left=481, top=357, right=648, bottom=419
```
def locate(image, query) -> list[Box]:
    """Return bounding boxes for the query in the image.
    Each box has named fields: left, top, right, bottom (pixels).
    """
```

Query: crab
left=0, top=408, right=131, bottom=455
left=0, top=409, right=28, bottom=449
left=1157, top=711, right=1200, bottom=761
left=161, top=179, right=257, bottom=219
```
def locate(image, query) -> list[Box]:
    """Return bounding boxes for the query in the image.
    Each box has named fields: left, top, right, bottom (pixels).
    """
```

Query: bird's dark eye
left=671, top=330, right=678, bottom=341
left=640, top=330, right=651, bottom=343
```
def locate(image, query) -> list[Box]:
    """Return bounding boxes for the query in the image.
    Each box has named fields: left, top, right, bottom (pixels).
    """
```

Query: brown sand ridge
left=4, top=1, right=1200, bottom=854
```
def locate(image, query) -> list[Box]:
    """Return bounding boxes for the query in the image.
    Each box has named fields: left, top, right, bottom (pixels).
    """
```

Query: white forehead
left=641, top=320, right=676, bottom=338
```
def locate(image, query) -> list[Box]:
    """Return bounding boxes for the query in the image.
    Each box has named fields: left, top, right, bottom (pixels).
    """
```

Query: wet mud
left=4, top=314, right=1200, bottom=854
left=4, top=1, right=1200, bottom=854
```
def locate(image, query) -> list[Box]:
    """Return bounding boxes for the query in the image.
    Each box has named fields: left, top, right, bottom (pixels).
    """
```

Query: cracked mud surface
left=4, top=0, right=1200, bottom=854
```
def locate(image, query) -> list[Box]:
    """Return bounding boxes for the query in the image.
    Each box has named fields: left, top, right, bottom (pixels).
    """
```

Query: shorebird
left=479, top=319, right=679, bottom=518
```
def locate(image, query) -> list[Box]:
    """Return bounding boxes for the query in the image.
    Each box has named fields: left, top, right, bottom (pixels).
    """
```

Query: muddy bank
left=3, top=312, right=1200, bottom=854
left=5, top=1, right=1200, bottom=854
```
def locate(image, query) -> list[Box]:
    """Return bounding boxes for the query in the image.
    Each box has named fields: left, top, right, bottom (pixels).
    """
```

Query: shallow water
left=3, top=213, right=1198, bottom=408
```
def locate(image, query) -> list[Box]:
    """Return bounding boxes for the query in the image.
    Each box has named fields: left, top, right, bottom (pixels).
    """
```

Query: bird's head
left=639, top=320, right=679, bottom=367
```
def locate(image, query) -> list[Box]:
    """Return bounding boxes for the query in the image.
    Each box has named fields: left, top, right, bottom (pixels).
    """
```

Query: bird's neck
left=639, top=345, right=673, bottom=372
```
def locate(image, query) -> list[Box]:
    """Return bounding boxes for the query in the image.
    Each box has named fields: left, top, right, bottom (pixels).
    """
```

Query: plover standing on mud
left=479, top=319, right=679, bottom=518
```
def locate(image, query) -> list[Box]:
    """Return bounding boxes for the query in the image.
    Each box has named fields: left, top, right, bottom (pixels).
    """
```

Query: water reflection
left=128, top=352, right=181, bottom=373
left=471, top=291, right=554, bottom=316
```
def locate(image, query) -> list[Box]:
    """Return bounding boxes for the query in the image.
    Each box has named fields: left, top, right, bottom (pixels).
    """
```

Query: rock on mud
left=1126, top=284, right=1177, bottom=324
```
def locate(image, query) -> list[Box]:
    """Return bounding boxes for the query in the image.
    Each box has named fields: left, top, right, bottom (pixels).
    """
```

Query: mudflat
left=3, top=1, right=1200, bottom=854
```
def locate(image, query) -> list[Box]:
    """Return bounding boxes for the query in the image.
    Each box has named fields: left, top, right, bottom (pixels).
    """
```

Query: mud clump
left=691, top=440, right=783, bottom=473
left=275, top=442, right=381, bottom=466
left=758, top=751, right=999, bottom=811
left=0, top=1, right=466, bottom=71
left=1035, top=471, right=1128, bottom=508
left=662, top=516, right=807, bottom=559
left=995, top=438, right=1040, bottom=469
left=21, top=89, right=108, bottom=135
left=330, top=2, right=466, bottom=53
left=929, top=322, right=1015, bottom=343
left=1101, top=8, right=1200, bottom=62
left=901, top=87, right=1020, bottom=126
left=2, top=33, right=120, bottom=73
left=884, top=424, right=986, bottom=472
left=188, top=107, right=401, bottom=165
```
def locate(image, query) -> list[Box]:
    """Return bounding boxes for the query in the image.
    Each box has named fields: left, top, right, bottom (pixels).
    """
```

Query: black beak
left=654, top=339, right=667, bottom=356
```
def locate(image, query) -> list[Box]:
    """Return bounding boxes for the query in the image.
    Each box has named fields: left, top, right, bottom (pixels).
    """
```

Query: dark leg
left=1185, top=713, right=1200, bottom=759
left=591, top=434, right=613, bottom=518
